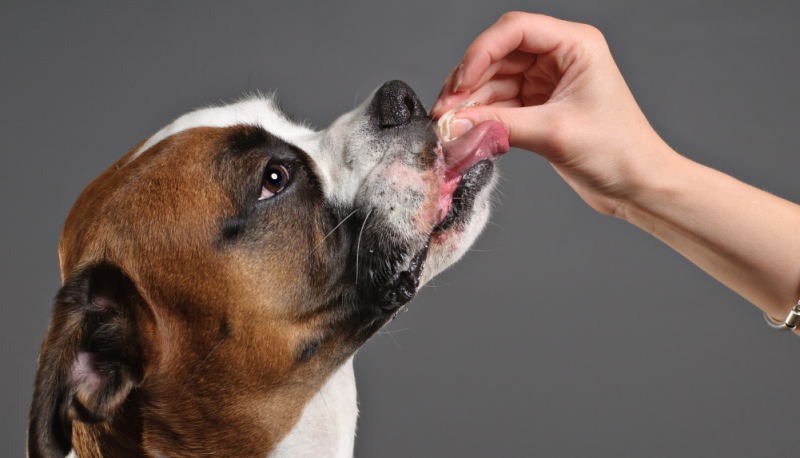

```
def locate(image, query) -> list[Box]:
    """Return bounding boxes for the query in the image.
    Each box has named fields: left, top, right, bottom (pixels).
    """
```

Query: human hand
left=430, top=12, right=675, bottom=216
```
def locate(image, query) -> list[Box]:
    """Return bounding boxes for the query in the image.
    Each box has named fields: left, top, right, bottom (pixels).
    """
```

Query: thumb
left=450, top=105, right=556, bottom=155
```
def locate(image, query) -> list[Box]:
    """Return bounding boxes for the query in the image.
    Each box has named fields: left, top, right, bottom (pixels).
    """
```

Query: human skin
left=431, top=12, right=800, bottom=335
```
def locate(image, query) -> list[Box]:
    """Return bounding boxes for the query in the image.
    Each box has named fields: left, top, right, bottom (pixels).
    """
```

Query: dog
left=28, top=80, right=509, bottom=458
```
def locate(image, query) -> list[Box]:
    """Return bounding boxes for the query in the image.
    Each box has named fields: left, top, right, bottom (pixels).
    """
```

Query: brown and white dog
left=28, top=81, right=509, bottom=458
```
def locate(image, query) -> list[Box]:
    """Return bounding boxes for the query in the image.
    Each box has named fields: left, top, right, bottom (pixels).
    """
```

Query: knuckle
left=501, top=115, right=528, bottom=150
left=499, top=11, right=526, bottom=24
left=580, top=24, right=607, bottom=45
left=496, top=112, right=515, bottom=133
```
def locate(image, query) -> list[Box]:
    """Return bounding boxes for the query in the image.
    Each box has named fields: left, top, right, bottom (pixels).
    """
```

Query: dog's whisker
left=336, top=366, right=355, bottom=381
left=179, top=333, right=228, bottom=397
left=247, top=68, right=255, bottom=93
left=355, top=209, right=373, bottom=284
left=319, top=390, right=338, bottom=428
left=377, top=326, right=411, bottom=335
left=310, top=209, right=358, bottom=255
left=424, top=278, right=452, bottom=288
left=487, top=220, right=509, bottom=234
left=488, top=195, right=503, bottom=208
left=381, top=328, right=403, bottom=351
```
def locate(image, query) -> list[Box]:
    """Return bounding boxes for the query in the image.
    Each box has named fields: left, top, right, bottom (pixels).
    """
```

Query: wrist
left=612, top=136, right=692, bottom=227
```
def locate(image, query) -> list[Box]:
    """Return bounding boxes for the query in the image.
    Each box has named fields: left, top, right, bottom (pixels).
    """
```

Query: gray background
left=2, top=1, right=799, bottom=456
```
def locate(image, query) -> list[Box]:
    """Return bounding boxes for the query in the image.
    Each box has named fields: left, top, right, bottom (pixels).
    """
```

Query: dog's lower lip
left=432, top=159, right=494, bottom=233
left=435, top=120, right=508, bottom=227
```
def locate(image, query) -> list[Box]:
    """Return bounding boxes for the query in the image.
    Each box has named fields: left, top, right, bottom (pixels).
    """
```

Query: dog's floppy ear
left=28, top=262, right=151, bottom=458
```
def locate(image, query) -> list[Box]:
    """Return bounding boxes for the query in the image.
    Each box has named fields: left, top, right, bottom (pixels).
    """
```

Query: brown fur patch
left=43, top=126, right=352, bottom=457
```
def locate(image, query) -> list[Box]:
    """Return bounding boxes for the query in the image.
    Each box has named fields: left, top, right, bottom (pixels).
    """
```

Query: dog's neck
left=267, top=356, right=358, bottom=458
left=68, top=357, right=358, bottom=458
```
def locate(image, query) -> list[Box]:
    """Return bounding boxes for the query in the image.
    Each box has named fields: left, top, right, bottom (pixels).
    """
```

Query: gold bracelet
left=764, top=301, right=800, bottom=331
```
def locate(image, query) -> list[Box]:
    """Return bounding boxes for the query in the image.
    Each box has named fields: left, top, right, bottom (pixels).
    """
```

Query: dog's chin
left=416, top=120, right=509, bottom=287
left=355, top=117, right=508, bottom=313
left=418, top=168, right=497, bottom=287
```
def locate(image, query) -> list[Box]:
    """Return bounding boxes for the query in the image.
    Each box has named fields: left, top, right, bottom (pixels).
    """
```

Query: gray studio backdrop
left=2, top=1, right=799, bottom=456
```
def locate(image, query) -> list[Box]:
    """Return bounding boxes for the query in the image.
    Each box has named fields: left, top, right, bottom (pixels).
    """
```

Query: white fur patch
left=268, top=357, right=358, bottom=458
left=114, top=90, right=497, bottom=456
left=124, top=96, right=311, bottom=167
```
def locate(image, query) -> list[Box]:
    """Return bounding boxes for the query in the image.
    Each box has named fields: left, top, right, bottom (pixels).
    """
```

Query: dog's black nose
left=376, top=80, right=427, bottom=127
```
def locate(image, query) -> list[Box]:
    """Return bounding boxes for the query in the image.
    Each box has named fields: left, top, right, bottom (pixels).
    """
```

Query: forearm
left=619, top=141, right=800, bottom=325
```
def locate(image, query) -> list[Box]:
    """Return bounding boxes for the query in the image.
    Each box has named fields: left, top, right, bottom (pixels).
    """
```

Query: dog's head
left=28, top=81, right=508, bottom=458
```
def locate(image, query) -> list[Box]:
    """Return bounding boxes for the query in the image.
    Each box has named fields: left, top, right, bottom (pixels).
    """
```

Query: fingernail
left=430, top=99, right=443, bottom=117
left=448, top=117, right=473, bottom=140
left=452, top=63, right=464, bottom=93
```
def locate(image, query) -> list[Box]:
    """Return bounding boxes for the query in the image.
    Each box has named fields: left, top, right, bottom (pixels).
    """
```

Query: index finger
left=456, top=12, right=587, bottom=94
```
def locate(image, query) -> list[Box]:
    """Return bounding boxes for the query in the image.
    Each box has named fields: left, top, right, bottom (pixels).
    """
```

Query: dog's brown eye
left=259, top=164, right=290, bottom=200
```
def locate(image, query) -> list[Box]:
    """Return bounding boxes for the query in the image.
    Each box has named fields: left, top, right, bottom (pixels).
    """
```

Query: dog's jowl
left=28, top=81, right=508, bottom=458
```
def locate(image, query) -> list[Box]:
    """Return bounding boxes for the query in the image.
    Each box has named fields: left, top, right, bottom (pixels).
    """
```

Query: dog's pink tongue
left=443, top=120, right=509, bottom=178
left=436, top=121, right=509, bottom=223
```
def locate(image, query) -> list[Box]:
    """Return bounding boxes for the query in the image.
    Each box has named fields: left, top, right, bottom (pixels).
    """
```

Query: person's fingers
left=431, top=51, right=534, bottom=118
left=465, top=75, right=523, bottom=106
left=431, top=63, right=464, bottom=115
left=489, top=99, right=523, bottom=108
left=440, top=77, right=524, bottom=139
left=430, top=90, right=470, bottom=120
left=432, top=11, right=591, bottom=117
left=431, top=65, right=472, bottom=118
left=456, top=12, right=589, bottom=94
left=457, top=49, right=535, bottom=93
left=432, top=66, right=558, bottom=121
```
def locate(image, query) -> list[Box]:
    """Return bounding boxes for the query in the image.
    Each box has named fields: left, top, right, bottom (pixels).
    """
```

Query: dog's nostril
left=377, top=80, right=426, bottom=128
left=404, top=95, right=417, bottom=117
